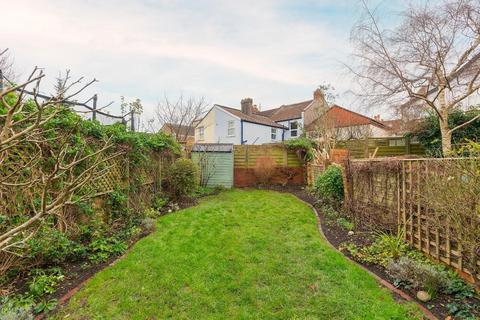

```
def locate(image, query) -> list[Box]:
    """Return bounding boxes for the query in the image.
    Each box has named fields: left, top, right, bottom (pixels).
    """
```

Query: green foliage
left=314, top=165, right=344, bottom=202
left=445, top=277, right=476, bottom=300
left=387, top=257, right=450, bottom=296
left=152, top=196, right=168, bottom=211
left=32, top=299, right=57, bottom=314
left=447, top=302, right=478, bottom=320
left=336, top=217, right=354, bottom=231
left=27, top=268, right=64, bottom=299
left=284, top=136, right=316, bottom=161
left=163, top=158, right=199, bottom=199
left=0, top=297, right=34, bottom=320
left=412, top=108, right=480, bottom=156
left=88, top=236, right=128, bottom=264
left=344, top=232, right=413, bottom=267
left=27, top=227, right=87, bottom=263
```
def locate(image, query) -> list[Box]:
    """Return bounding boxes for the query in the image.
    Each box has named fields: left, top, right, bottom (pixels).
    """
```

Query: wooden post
left=0, top=69, right=3, bottom=91
left=130, top=110, right=135, bottom=132
left=92, top=94, right=98, bottom=121
left=416, top=161, right=421, bottom=250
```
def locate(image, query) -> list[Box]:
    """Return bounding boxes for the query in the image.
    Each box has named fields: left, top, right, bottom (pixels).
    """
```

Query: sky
left=0, top=0, right=407, bottom=128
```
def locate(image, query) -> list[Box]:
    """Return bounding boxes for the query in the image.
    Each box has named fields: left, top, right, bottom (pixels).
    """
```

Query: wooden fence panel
left=345, top=158, right=480, bottom=283
left=338, top=137, right=425, bottom=159
left=233, top=144, right=304, bottom=187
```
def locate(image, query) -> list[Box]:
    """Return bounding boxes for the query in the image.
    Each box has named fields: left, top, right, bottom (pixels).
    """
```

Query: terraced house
left=194, top=89, right=329, bottom=144
left=195, top=88, right=401, bottom=145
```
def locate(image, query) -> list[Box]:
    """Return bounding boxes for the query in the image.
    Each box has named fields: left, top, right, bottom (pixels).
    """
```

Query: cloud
left=0, top=0, right=384, bottom=124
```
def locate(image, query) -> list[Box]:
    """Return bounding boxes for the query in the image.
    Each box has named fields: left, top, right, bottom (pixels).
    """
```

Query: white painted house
left=195, top=89, right=329, bottom=144
left=194, top=99, right=286, bottom=145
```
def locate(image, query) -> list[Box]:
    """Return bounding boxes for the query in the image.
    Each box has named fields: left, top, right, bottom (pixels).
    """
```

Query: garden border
left=293, top=196, right=438, bottom=320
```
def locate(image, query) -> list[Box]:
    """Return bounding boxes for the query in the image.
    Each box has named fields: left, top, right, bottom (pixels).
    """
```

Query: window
left=198, top=126, right=205, bottom=140
left=389, top=138, right=406, bottom=147
left=227, top=120, right=235, bottom=136
left=271, top=128, right=277, bottom=140
left=290, top=121, right=298, bottom=137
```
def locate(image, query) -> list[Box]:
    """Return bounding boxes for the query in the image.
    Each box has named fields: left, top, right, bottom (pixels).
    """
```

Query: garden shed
left=191, top=143, right=233, bottom=188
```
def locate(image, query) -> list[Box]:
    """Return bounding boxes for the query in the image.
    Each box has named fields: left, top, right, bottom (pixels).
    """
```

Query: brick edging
left=294, top=196, right=438, bottom=320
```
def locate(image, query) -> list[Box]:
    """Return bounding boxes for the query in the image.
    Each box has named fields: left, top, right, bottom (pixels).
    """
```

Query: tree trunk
left=439, top=117, right=452, bottom=156
left=438, top=88, right=452, bottom=157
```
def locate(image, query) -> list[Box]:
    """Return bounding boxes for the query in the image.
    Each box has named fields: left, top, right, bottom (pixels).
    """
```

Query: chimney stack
left=313, top=88, right=324, bottom=101
left=241, top=98, right=253, bottom=115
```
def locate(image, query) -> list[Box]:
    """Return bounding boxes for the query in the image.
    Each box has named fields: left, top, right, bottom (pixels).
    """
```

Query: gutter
left=240, top=119, right=244, bottom=144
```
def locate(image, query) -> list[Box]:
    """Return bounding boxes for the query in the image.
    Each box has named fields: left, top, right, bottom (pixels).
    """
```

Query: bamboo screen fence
left=344, top=158, right=480, bottom=282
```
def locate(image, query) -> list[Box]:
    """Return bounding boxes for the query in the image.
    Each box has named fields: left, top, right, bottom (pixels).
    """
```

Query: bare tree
left=155, top=94, right=208, bottom=142
left=349, top=0, right=480, bottom=155
left=0, top=59, right=119, bottom=258
left=0, top=48, right=15, bottom=84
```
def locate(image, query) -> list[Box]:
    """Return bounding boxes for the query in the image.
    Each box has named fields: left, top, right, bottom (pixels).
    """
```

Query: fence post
left=0, top=69, right=3, bottom=91
left=92, top=94, right=97, bottom=121
left=130, top=110, right=135, bottom=132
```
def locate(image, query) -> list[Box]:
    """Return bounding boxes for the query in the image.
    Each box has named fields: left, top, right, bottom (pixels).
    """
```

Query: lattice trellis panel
left=91, top=156, right=126, bottom=194
left=345, top=158, right=480, bottom=283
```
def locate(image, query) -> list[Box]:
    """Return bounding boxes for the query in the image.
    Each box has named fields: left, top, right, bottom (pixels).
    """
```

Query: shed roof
left=191, top=143, right=234, bottom=153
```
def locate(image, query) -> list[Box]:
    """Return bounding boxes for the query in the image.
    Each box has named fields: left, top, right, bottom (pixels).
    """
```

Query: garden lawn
left=53, top=190, right=421, bottom=320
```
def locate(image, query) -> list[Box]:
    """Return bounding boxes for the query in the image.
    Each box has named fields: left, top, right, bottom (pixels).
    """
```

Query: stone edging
left=294, top=196, right=438, bottom=320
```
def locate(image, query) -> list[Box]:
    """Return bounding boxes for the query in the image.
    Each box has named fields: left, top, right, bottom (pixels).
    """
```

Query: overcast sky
left=1, top=0, right=408, bottom=127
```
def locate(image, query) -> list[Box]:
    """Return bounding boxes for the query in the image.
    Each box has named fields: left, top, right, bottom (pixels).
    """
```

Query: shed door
left=192, top=152, right=233, bottom=188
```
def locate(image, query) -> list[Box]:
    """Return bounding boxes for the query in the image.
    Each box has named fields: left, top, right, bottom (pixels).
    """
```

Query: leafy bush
left=314, top=165, right=344, bottom=202
left=387, top=257, right=451, bottom=296
left=88, top=237, right=128, bottom=263
left=163, top=158, right=199, bottom=199
left=27, top=268, right=64, bottom=299
left=284, top=137, right=316, bottom=161
left=411, top=107, right=480, bottom=156
left=27, top=227, right=87, bottom=263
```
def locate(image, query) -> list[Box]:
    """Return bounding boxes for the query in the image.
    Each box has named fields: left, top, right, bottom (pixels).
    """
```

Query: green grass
left=53, top=190, right=421, bottom=319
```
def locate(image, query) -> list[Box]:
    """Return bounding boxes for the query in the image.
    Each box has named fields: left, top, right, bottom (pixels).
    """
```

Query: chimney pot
left=241, top=98, right=253, bottom=115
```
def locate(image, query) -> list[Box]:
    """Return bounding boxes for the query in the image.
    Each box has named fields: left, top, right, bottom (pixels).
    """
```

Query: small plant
left=0, top=297, right=34, bottom=320
left=387, top=257, right=450, bottom=296
left=152, top=196, right=168, bottom=211
left=445, top=277, right=476, bottom=300
left=141, top=218, right=157, bottom=234
left=314, top=165, right=344, bottom=202
left=336, top=217, right=354, bottom=231
left=88, top=237, right=128, bottom=263
left=446, top=302, right=477, bottom=320
left=33, top=299, right=57, bottom=314
left=163, top=158, right=199, bottom=199
left=27, top=268, right=64, bottom=299
left=346, top=232, right=410, bottom=267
